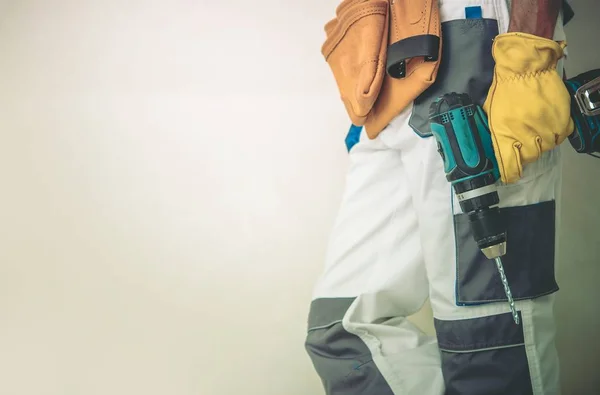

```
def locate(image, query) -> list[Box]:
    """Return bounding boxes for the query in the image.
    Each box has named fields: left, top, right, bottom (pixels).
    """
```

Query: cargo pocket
left=304, top=298, right=394, bottom=395
left=434, top=312, right=533, bottom=395
left=409, top=18, right=498, bottom=137
left=454, top=200, right=558, bottom=305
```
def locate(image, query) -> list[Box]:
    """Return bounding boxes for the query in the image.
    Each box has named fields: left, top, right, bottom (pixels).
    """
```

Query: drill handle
left=428, top=93, right=499, bottom=183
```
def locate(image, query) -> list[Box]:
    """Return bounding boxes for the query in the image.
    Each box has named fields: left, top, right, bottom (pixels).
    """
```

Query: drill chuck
left=453, top=172, right=506, bottom=258
left=468, top=208, right=507, bottom=258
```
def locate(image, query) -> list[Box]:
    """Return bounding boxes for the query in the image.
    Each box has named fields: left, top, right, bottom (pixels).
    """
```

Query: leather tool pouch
left=321, top=0, right=390, bottom=126
left=365, top=0, right=442, bottom=138
left=321, top=0, right=442, bottom=139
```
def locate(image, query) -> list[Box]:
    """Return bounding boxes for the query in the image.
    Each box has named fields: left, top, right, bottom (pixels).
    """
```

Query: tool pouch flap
left=321, top=0, right=390, bottom=126
left=364, top=0, right=442, bottom=139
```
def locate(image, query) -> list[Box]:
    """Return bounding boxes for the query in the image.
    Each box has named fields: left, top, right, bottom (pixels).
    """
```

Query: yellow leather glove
left=483, top=32, right=574, bottom=184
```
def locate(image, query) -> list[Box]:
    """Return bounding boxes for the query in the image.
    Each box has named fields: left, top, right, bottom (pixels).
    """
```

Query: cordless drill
left=428, top=92, right=518, bottom=324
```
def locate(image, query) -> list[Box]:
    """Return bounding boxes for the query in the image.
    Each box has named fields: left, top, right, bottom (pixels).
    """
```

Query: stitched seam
left=346, top=59, right=383, bottom=76
left=439, top=341, right=524, bottom=350
left=422, top=0, right=427, bottom=33
left=323, top=5, right=388, bottom=59
left=342, top=359, right=374, bottom=381
left=435, top=0, right=439, bottom=35
left=335, top=0, right=365, bottom=17
left=440, top=343, right=525, bottom=353
left=307, top=319, right=343, bottom=332
left=306, top=348, right=372, bottom=361
left=498, top=69, right=553, bottom=82
left=392, top=1, right=399, bottom=42
left=458, top=287, right=559, bottom=305
left=358, top=59, right=380, bottom=66
left=324, top=6, right=387, bottom=57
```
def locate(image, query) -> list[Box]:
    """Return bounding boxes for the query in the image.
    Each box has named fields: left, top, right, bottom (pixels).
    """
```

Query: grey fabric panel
left=305, top=298, right=394, bottom=395
left=307, top=297, right=355, bottom=329
left=563, top=0, right=574, bottom=25
left=409, top=18, right=498, bottom=137
left=455, top=200, right=558, bottom=304
left=435, top=313, right=533, bottom=395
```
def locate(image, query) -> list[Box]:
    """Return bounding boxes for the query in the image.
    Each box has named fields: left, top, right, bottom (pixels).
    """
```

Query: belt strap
left=508, top=0, right=563, bottom=39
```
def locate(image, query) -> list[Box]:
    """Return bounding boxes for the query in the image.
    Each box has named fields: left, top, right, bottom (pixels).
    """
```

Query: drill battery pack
left=564, top=69, right=600, bottom=156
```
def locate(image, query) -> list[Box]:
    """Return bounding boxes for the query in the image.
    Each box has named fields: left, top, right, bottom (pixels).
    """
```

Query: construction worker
left=305, top=0, right=574, bottom=394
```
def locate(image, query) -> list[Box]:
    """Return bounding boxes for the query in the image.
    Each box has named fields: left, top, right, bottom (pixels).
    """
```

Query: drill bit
left=494, top=257, right=519, bottom=325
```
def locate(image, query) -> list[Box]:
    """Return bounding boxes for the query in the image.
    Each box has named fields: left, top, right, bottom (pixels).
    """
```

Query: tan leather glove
left=321, top=0, right=389, bottom=126
left=483, top=32, right=574, bottom=184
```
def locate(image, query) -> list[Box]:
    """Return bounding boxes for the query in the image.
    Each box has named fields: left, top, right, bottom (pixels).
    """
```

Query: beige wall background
left=0, top=0, right=597, bottom=394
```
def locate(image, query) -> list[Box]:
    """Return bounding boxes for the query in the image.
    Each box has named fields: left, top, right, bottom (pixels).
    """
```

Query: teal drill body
left=429, top=93, right=500, bottom=184
left=428, top=92, right=505, bottom=254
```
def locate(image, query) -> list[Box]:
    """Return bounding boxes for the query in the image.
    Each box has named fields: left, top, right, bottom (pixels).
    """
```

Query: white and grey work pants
left=305, top=1, right=567, bottom=394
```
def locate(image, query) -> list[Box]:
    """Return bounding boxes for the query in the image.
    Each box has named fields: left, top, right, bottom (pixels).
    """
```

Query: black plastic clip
left=386, top=34, right=440, bottom=79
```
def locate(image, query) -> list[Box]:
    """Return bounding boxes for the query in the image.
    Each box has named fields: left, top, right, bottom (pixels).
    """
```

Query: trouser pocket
left=454, top=200, right=558, bottom=305
left=321, top=0, right=389, bottom=126
left=435, top=313, right=533, bottom=395
left=409, top=18, right=498, bottom=137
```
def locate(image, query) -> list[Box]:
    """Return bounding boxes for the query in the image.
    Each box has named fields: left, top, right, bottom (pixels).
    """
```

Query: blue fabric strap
left=465, top=6, right=482, bottom=19
left=345, top=124, right=362, bottom=152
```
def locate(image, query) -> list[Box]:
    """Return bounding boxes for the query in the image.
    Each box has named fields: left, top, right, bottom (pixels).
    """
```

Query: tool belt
left=321, top=0, right=572, bottom=141
left=321, top=0, right=442, bottom=139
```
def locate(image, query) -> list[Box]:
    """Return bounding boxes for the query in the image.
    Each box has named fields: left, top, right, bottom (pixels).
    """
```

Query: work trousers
left=305, top=1, right=567, bottom=394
